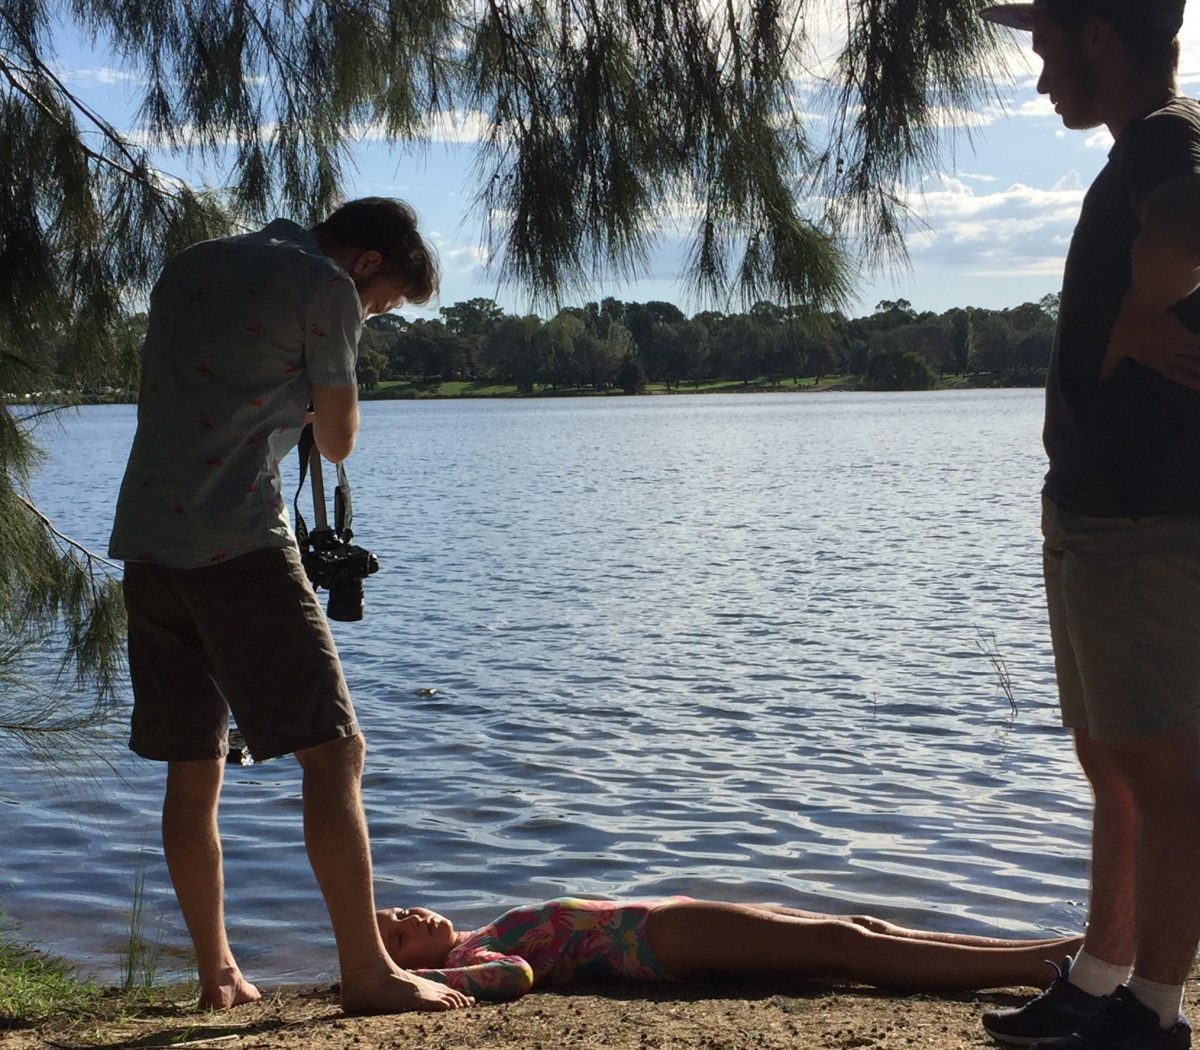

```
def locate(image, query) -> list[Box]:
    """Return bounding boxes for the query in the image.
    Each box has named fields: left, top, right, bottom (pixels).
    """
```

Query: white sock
left=1067, top=949, right=1130, bottom=998
left=1127, top=974, right=1186, bottom=1030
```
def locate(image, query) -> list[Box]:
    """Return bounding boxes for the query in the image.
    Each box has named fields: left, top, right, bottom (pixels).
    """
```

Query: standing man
left=109, top=198, right=473, bottom=1015
left=975, top=3, right=1200, bottom=1049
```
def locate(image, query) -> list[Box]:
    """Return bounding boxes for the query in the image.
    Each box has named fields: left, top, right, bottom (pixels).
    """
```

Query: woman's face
left=377, top=907, right=457, bottom=969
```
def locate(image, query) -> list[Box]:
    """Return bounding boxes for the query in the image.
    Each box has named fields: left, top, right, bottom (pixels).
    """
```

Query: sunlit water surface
left=3, top=390, right=1090, bottom=984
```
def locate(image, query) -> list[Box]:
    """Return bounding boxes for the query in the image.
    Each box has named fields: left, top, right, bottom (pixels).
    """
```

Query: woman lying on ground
left=375, top=896, right=1081, bottom=1002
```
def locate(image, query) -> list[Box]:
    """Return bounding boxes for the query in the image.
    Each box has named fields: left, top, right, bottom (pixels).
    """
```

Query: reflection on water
left=3, top=390, right=1089, bottom=983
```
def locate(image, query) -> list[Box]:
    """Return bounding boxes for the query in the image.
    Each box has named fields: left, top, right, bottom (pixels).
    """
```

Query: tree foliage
left=0, top=0, right=1012, bottom=758
left=0, top=407, right=126, bottom=765
left=361, top=293, right=1056, bottom=393
left=2, top=0, right=1009, bottom=337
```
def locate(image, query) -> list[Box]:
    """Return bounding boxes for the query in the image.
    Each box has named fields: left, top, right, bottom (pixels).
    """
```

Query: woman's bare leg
left=645, top=901, right=1083, bottom=992
left=760, top=905, right=1077, bottom=947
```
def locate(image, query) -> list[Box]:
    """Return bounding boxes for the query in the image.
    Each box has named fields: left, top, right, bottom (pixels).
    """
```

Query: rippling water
left=3, top=390, right=1091, bottom=984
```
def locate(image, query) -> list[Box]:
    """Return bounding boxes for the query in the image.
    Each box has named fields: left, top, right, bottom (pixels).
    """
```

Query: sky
left=50, top=8, right=1200, bottom=321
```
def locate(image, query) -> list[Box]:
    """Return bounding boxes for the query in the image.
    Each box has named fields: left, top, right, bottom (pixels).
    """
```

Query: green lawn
left=362, top=375, right=858, bottom=399
left=648, top=376, right=854, bottom=394
left=365, top=379, right=524, bottom=398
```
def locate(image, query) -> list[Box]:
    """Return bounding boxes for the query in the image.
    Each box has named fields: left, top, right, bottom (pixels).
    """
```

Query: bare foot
left=340, top=969, right=474, bottom=1015
left=198, top=967, right=262, bottom=1010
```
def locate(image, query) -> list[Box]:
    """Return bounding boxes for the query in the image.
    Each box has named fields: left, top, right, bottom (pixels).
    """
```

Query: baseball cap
left=979, top=0, right=1185, bottom=34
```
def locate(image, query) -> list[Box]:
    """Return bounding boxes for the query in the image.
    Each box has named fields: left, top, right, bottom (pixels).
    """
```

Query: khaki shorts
left=1042, top=496, right=1200, bottom=742
left=123, top=546, right=359, bottom=762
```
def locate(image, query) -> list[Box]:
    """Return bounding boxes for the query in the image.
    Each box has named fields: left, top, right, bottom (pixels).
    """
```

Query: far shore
left=4, top=372, right=1045, bottom=408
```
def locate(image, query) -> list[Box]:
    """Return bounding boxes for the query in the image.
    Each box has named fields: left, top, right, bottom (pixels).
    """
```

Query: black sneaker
left=982, top=957, right=1110, bottom=1046
left=1032, top=986, right=1191, bottom=1050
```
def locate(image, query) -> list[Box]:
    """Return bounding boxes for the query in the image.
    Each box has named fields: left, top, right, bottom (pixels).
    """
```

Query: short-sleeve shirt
left=109, top=219, right=362, bottom=568
left=1043, top=97, right=1200, bottom=518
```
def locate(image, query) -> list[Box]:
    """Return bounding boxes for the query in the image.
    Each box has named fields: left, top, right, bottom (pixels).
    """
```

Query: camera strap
left=293, top=423, right=356, bottom=548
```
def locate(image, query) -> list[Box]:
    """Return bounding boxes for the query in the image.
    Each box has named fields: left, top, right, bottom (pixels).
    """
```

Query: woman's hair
left=314, top=197, right=440, bottom=305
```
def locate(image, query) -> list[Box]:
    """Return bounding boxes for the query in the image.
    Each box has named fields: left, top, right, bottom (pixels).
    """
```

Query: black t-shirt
left=1043, top=96, right=1200, bottom=517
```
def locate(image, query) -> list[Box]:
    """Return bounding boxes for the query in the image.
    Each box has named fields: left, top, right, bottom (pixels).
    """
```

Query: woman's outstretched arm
left=416, top=955, right=535, bottom=1001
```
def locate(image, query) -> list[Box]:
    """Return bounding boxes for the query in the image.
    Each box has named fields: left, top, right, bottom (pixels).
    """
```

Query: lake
left=2, top=389, right=1091, bottom=985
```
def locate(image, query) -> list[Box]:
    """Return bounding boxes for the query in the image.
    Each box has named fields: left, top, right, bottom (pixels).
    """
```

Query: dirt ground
left=7, top=975, right=1199, bottom=1050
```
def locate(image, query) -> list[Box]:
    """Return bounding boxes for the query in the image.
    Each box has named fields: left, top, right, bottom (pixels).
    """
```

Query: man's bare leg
left=163, top=759, right=261, bottom=1009
left=295, top=734, right=472, bottom=1013
left=1112, top=721, right=1200, bottom=985
left=1074, top=728, right=1139, bottom=970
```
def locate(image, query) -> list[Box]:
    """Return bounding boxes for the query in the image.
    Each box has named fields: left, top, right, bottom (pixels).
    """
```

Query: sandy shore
left=7, top=973, right=1199, bottom=1050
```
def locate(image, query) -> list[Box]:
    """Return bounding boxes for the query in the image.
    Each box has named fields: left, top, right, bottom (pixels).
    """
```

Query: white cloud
left=422, top=109, right=494, bottom=145
left=1011, top=97, right=1055, bottom=119
left=930, top=105, right=999, bottom=129
left=122, top=108, right=498, bottom=151
left=432, top=240, right=492, bottom=283
left=1051, top=170, right=1083, bottom=191
left=896, top=173, right=1085, bottom=275
left=438, top=243, right=489, bottom=266
left=122, top=123, right=249, bottom=149
left=1179, top=16, right=1200, bottom=76
left=350, top=109, right=496, bottom=145
left=59, top=65, right=142, bottom=86
left=965, top=257, right=1068, bottom=278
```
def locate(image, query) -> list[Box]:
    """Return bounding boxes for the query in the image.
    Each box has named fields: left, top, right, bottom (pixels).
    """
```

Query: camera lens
left=326, top=578, right=365, bottom=622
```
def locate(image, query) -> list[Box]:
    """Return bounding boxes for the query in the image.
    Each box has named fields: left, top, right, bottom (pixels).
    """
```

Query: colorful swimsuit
left=416, top=897, right=685, bottom=1001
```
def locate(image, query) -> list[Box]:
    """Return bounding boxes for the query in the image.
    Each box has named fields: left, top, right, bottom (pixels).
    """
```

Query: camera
left=300, top=525, right=379, bottom=622
left=293, top=421, right=378, bottom=622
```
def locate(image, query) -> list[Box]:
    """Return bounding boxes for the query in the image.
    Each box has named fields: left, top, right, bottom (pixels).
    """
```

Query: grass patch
left=1, top=927, right=196, bottom=1040
left=119, top=862, right=164, bottom=992
left=0, top=926, right=101, bottom=1027
left=2, top=883, right=190, bottom=1035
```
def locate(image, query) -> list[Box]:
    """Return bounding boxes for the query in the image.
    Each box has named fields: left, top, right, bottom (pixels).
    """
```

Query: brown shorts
left=123, top=546, right=359, bottom=762
left=1043, top=496, right=1200, bottom=743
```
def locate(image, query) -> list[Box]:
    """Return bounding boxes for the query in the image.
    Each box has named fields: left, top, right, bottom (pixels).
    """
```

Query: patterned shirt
left=109, top=219, right=362, bottom=567
left=416, top=897, right=681, bottom=1001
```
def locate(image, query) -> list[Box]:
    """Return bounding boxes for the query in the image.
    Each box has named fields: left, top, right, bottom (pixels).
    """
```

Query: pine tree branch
left=0, top=10, right=157, bottom=172
left=9, top=406, right=65, bottom=424
left=0, top=53, right=180, bottom=207
left=239, top=1, right=308, bottom=92
left=13, top=491, right=122, bottom=576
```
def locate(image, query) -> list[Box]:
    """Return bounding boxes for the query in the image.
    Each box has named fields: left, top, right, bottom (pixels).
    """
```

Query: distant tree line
left=7, top=294, right=1059, bottom=401
left=358, top=294, right=1061, bottom=395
